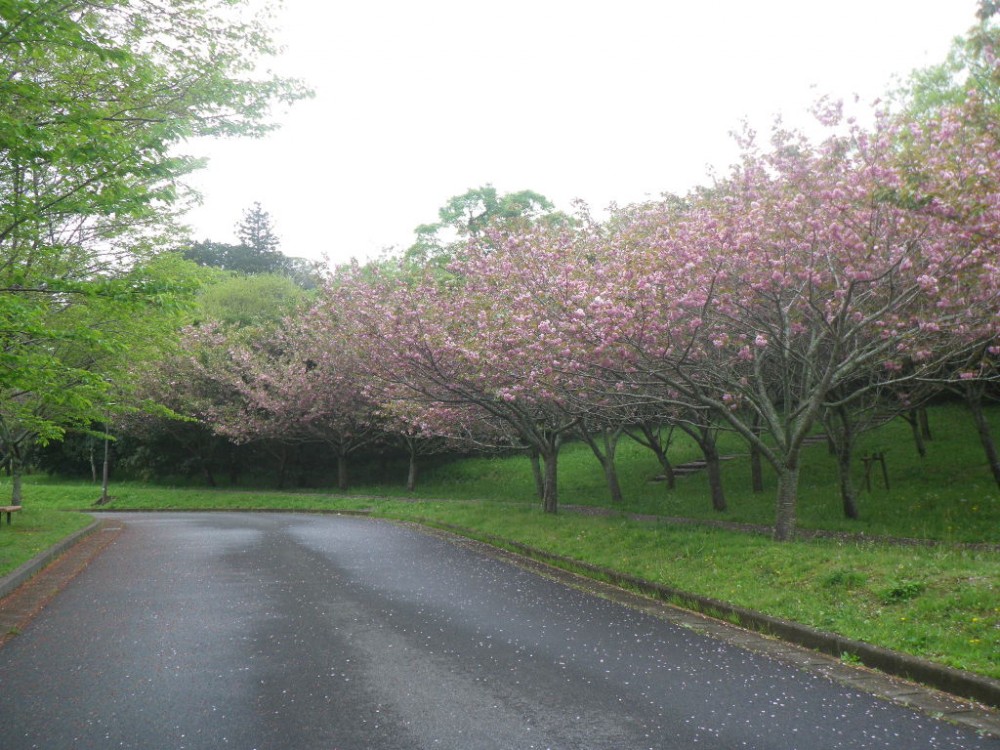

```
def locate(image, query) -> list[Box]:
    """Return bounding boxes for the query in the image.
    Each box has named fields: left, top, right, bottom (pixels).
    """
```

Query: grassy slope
left=2, top=403, right=998, bottom=679
left=348, top=402, right=1000, bottom=543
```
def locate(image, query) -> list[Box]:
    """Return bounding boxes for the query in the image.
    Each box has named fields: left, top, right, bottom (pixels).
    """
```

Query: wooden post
left=877, top=451, right=890, bottom=491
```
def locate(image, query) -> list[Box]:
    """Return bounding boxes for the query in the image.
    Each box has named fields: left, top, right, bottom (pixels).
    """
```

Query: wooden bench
left=0, top=506, right=21, bottom=525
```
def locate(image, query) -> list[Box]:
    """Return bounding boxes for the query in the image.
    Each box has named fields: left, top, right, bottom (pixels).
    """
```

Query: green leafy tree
left=435, top=186, right=554, bottom=238
left=0, top=0, right=309, bottom=502
left=236, top=202, right=281, bottom=256
left=404, top=184, right=568, bottom=265
left=183, top=239, right=291, bottom=276
left=182, top=240, right=244, bottom=270
left=231, top=202, right=294, bottom=275
left=184, top=204, right=319, bottom=284
left=198, top=273, right=307, bottom=331
left=0, top=254, right=207, bottom=502
left=116, top=271, right=309, bottom=485
left=894, top=1, right=998, bottom=122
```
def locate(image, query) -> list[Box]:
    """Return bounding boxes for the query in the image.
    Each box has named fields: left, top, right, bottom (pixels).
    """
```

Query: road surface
left=0, top=512, right=995, bottom=749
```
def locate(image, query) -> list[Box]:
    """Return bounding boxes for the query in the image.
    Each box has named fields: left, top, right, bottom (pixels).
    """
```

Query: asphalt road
left=0, top=512, right=995, bottom=749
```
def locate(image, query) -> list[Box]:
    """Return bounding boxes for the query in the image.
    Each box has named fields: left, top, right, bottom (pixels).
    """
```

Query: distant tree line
left=183, top=203, right=321, bottom=287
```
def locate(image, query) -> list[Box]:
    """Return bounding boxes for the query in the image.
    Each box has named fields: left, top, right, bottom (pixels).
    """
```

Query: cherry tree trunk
left=678, top=423, right=726, bottom=511
left=837, top=443, right=859, bottom=520
left=406, top=448, right=418, bottom=492
left=542, top=454, right=558, bottom=513
left=905, top=409, right=927, bottom=458
left=703, top=440, right=727, bottom=513
left=830, top=406, right=859, bottom=520
left=773, top=464, right=800, bottom=541
left=603, top=460, right=624, bottom=505
left=656, top=451, right=676, bottom=490
left=685, top=425, right=726, bottom=512
left=337, top=451, right=349, bottom=491
left=579, top=426, right=624, bottom=504
left=276, top=446, right=288, bottom=490
left=635, top=424, right=675, bottom=490
left=540, top=444, right=559, bottom=513
left=228, top=447, right=241, bottom=486
left=966, top=387, right=1000, bottom=491
left=528, top=448, right=544, bottom=501
left=604, top=429, right=623, bottom=504
left=919, top=408, right=932, bottom=441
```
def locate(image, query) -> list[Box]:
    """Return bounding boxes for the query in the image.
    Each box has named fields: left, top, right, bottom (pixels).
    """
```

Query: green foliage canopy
left=404, top=184, right=568, bottom=265
left=894, top=1, right=998, bottom=123
left=0, top=0, right=310, bottom=496
left=198, top=273, right=307, bottom=331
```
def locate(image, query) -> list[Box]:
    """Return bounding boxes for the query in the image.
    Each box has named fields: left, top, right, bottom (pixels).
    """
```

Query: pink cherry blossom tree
left=123, top=323, right=241, bottom=486
left=326, top=243, right=591, bottom=512
left=210, top=305, right=385, bottom=490
left=585, top=98, right=999, bottom=540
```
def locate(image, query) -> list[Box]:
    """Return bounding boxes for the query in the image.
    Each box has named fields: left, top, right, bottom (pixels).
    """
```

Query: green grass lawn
left=343, top=402, right=1000, bottom=543
left=0, top=505, right=93, bottom=577
left=1, top=402, right=998, bottom=680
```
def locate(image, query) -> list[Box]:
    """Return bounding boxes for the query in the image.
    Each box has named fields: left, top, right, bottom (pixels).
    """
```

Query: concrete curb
left=0, top=518, right=101, bottom=600
left=419, top=519, right=1000, bottom=710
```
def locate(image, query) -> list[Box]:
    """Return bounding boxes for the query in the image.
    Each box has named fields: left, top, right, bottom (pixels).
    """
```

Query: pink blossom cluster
left=155, top=95, right=999, bottom=535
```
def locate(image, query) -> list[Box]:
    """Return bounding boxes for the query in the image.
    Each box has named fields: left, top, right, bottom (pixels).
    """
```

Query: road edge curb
left=0, top=518, right=101, bottom=600
left=413, top=518, right=1000, bottom=711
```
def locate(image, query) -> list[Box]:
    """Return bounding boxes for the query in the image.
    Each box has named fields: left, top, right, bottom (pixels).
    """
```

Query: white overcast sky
left=180, top=0, right=982, bottom=266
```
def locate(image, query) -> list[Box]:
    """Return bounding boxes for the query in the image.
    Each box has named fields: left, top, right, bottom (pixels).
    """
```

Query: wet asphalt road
left=0, top=513, right=995, bottom=749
